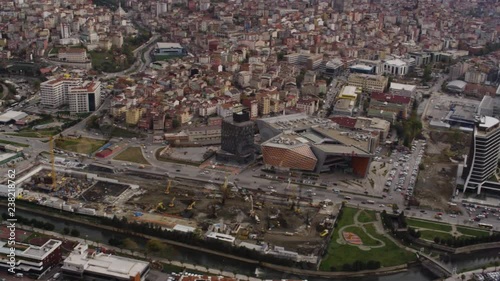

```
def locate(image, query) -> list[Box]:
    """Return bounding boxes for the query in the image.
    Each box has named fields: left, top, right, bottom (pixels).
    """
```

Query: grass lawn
left=419, top=230, right=454, bottom=241
left=114, top=147, right=150, bottom=165
left=55, top=137, right=106, bottom=154
left=456, top=226, right=490, bottom=237
left=319, top=210, right=416, bottom=271
left=343, top=225, right=381, bottom=246
left=100, top=125, right=143, bottom=138
left=338, top=207, right=358, bottom=227
left=407, top=218, right=452, bottom=232
left=357, top=210, right=377, bottom=223
left=9, top=129, right=60, bottom=138
left=0, top=139, right=29, bottom=147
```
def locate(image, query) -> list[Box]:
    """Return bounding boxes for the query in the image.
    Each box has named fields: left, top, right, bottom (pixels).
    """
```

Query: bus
left=478, top=223, right=493, bottom=229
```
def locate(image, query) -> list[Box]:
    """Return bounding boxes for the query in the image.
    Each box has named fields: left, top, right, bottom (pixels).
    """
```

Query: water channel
left=14, top=209, right=500, bottom=281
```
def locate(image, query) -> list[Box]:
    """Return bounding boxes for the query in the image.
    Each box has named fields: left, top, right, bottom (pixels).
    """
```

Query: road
left=101, top=34, right=160, bottom=79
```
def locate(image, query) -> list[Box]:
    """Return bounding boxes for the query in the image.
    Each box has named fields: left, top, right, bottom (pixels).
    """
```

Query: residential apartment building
left=66, top=81, right=102, bottom=113
left=40, top=78, right=82, bottom=108
left=58, top=48, right=88, bottom=63
left=347, top=73, right=388, bottom=93
left=40, top=77, right=101, bottom=113
left=462, top=116, right=500, bottom=194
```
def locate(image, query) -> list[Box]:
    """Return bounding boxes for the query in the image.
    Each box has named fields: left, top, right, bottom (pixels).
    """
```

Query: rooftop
left=389, top=83, right=417, bottom=92
left=0, top=110, right=28, bottom=123
left=156, top=42, right=183, bottom=49
left=63, top=244, right=149, bottom=279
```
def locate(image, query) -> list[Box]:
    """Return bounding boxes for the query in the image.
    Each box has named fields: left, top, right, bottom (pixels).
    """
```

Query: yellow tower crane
left=165, top=179, right=172, bottom=194
left=168, top=197, right=176, bottom=208
left=49, top=136, right=56, bottom=191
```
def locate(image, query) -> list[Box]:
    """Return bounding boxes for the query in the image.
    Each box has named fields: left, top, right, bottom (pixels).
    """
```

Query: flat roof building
left=62, top=243, right=150, bottom=281
left=153, top=42, right=185, bottom=57
left=347, top=73, right=388, bottom=93
left=446, top=80, right=467, bottom=93
left=0, top=238, right=62, bottom=277
left=0, top=111, right=28, bottom=123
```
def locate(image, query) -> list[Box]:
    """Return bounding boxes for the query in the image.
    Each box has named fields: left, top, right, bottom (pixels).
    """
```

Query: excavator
left=248, top=195, right=260, bottom=223
left=186, top=201, right=196, bottom=210
left=156, top=202, right=166, bottom=212
left=168, top=197, right=176, bottom=208
left=165, top=180, right=171, bottom=194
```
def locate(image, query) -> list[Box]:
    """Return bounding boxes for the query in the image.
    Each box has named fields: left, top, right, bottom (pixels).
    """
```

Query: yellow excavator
left=156, top=202, right=166, bottom=212
left=186, top=201, right=196, bottom=210
left=165, top=180, right=171, bottom=194
left=168, top=197, right=176, bottom=208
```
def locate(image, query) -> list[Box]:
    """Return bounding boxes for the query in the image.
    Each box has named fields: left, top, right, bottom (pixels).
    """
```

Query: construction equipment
left=49, top=136, right=56, bottom=191
left=165, top=180, right=171, bottom=194
left=248, top=195, right=260, bottom=223
left=186, top=201, right=196, bottom=210
left=168, top=197, right=176, bottom=208
left=156, top=202, right=166, bottom=212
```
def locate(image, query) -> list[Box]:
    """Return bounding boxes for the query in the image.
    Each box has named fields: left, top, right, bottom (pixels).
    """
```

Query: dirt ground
left=414, top=130, right=470, bottom=210
left=104, top=172, right=328, bottom=253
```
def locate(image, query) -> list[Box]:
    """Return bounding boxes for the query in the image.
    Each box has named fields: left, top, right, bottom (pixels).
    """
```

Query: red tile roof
left=370, top=92, right=411, bottom=104
left=330, top=116, right=357, bottom=128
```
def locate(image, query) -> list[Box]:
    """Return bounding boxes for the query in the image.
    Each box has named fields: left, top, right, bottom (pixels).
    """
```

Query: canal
left=14, top=209, right=500, bottom=281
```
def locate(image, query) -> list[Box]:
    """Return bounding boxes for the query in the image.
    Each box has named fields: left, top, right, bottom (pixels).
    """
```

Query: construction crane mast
left=49, top=136, right=56, bottom=191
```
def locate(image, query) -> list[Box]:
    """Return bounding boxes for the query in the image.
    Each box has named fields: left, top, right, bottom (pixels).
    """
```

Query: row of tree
left=433, top=232, right=500, bottom=248
left=1, top=213, right=55, bottom=231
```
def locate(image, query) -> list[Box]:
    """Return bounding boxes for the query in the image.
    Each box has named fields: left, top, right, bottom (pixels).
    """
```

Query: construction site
left=12, top=139, right=334, bottom=261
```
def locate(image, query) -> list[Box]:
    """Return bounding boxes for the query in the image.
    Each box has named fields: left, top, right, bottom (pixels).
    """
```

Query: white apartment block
left=67, top=81, right=102, bottom=113
left=40, top=78, right=82, bottom=108
left=40, top=78, right=101, bottom=113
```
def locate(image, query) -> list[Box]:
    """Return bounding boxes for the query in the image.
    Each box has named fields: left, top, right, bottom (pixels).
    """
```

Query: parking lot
left=378, top=140, right=426, bottom=202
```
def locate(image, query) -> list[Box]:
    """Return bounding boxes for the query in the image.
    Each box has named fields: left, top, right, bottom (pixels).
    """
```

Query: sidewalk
left=445, top=266, right=499, bottom=281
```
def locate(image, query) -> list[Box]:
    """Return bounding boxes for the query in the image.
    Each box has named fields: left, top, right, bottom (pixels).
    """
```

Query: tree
left=172, top=119, right=180, bottom=129
left=423, top=65, right=432, bottom=83
left=122, top=238, right=139, bottom=253
left=146, top=239, right=164, bottom=253
left=70, top=229, right=80, bottom=237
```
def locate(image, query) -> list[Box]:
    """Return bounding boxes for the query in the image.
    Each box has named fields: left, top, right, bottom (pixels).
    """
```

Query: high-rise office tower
left=462, top=116, right=500, bottom=194
left=216, top=112, right=255, bottom=163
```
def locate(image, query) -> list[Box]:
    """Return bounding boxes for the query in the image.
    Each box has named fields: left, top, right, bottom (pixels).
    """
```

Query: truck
left=366, top=200, right=375, bottom=204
